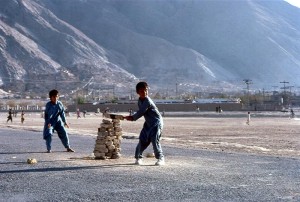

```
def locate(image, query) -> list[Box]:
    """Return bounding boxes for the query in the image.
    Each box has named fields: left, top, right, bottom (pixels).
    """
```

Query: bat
left=103, top=113, right=124, bottom=120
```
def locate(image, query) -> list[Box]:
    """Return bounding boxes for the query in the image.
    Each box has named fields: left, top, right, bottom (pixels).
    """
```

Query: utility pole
left=297, top=87, right=300, bottom=96
left=243, top=79, right=252, bottom=107
left=280, top=81, right=289, bottom=106
left=271, top=86, right=278, bottom=108
left=176, top=82, right=178, bottom=98
left=287, top=85, right=294, bottom=107
left=280, top=81, right=289, bottom=95
left=262, top=88, right=265, bottom=103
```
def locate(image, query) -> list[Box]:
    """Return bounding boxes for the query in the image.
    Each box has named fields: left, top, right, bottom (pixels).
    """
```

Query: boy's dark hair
left=136, top=82, right=148, bottom=93
left=49, top=89, right=59, bottom=98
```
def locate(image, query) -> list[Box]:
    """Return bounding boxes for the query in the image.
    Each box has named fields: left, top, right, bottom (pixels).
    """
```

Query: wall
left=67, top=103, right=242, bottom=113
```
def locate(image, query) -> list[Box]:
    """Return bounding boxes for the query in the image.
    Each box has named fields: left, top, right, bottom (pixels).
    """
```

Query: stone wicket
left=93, top=118, right=123, bottom=160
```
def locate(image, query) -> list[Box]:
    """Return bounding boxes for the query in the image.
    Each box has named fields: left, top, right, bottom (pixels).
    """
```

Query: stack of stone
left=93, top=118, right=123, bottom=160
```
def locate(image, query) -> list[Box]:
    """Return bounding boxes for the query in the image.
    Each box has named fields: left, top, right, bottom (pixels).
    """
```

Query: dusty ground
left=1, top=111, right=299, bottom=159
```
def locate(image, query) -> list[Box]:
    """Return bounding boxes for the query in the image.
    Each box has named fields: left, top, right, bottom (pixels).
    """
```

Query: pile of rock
left=93, top=118, right=123, bottom=160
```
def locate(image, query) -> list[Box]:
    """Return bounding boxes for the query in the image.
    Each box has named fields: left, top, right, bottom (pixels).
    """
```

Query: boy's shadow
left=0, top=151, right=47, bottom=155
left=0, top=163, right=145, bottom=174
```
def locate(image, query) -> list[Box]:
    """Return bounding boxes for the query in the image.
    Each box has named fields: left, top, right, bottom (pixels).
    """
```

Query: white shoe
left=135, top=158, right=143, bottom=165
left=155, top=158, right=165, bottom=166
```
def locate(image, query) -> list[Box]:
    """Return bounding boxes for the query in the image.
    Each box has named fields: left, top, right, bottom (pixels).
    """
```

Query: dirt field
left=1, top=111, right=299, bottom=158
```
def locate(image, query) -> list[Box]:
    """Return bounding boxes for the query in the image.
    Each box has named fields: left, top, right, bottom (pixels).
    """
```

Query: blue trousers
left=43, top=123, right=70, bottom=151
left=135, top=124, right=164, bottom=160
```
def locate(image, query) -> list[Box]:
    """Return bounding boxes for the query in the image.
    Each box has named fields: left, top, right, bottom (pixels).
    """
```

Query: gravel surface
left=0, top=133, right=300, bottom=201
left=1, top=111, right=300, bottom=158
left=0, top=112, right=300, bottom=201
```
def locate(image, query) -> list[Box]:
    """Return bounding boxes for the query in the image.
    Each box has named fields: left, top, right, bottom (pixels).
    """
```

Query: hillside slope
left=0, top=0, right=137, bottom=95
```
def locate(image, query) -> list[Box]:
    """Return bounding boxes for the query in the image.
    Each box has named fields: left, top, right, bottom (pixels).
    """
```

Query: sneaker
left=67, top=148, right=75, bottom=152
left=47, top=150, right=51, bottom=153
left=155, top=158, right=165, bottom=166
left=135, top=158, right=143, bottom=165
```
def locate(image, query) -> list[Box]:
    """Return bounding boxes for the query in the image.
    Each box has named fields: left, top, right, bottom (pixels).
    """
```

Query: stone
left=112, top=119, right=120, bottom=123
left=100, top=123, right=113, bottom=129
left=95, top=155, right=106, bottom=160
left=115, top=127, right=122, bottom=132
left=98, top=131, right=108, bottom=136
left=102, top=119, right=111, bottom=124
left=113, top=123, right=121, bottom=127
left=111, top=153, right=121, bottom=159
left=114, top=132, right=122, bottom=136
left=98, top=127, right=106, bottom=132
left=108, top=145, right=115, bottom=150
left=95, top=144, right=107, bottom=149
left=27, top=158, right=37, bottom=164
left=105, top=140, right=113, bottom=146
left=146, top=153, right=155, bottom=158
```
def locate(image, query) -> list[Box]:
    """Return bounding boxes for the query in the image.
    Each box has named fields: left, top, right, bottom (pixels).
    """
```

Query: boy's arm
left=129, top=98, right=151, bottom=121
left=59, top=102, right=69, bottom=127
left=124, top=116, right=133, bottom=121
left=44, top=103, right=53, bottom=128
left=44, top=103, right=50, bottom=123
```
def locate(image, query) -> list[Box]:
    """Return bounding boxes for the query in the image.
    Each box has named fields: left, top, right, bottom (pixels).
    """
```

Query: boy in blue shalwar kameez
left=43, top=89, right=75, bottom=153
left=125, top=82, right=165, bottom=166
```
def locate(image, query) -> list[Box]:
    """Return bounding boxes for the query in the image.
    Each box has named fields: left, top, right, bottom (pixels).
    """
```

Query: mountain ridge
left=0, top=0, right=300, bottom=97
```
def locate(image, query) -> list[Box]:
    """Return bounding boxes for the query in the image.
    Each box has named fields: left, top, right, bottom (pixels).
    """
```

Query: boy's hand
left=64, top=122, right=70, bottom=128
left=47, top=123, right=51, bottom=128
left=125, top=116, right=133, bottom=121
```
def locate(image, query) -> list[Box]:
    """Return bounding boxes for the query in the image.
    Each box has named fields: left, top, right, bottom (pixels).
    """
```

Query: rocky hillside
left=0, top=0, right=300, bottom=97
left=0, top=0, right=138, bottom=97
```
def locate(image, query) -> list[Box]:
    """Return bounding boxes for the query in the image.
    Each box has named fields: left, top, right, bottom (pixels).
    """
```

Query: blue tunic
left=44, top=100, right=66, bottom=126
left=132, top=96, right=164, bottom=159
left=43, top=100, right=67, bottom=139
left=132, top=97, right=163, bottom=128
left=132, top=97, right=163, bottom=142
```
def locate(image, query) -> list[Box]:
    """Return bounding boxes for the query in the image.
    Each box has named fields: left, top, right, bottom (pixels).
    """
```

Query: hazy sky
left=285, top=0, right=300, bottom=8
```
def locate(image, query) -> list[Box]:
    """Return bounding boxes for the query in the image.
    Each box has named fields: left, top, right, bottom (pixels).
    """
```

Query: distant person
left=104, top=107, right=110, bottom=114
left=83, top=110, right=87, bottom=118
left=218, top=105, right=222, bottom=113
left=76, top=108, right=81, bottom=119
left=103, top=107, right=110, bottom=117
left=125, top=81, right=165, bottom=166
left=290, top=109, right=295, bottom=118
left=129, top=108, right=133, bottom=116
left=7, top=108, right=13, bottom=123
left=246, top=111, right=251, bottom=125
left=21, top=110, right=25, bottom=124
left=43, top=89, right=75, bottom=153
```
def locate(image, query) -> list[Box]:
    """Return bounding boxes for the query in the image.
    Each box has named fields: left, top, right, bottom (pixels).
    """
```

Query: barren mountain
left=0, top=0, right=299, bottom=96
left=0, top=0, right=137, bottom=96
